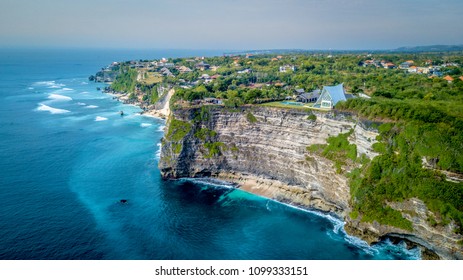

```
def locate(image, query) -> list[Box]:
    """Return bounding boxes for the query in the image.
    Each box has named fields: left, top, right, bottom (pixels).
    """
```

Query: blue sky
left=1, top=0, right=462, bottom=50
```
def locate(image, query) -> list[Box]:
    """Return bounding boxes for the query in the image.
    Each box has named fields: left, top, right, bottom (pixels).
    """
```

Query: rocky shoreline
left=101, top=84, right=461, bottom=259
left=158, top=105, right=463, bottom=260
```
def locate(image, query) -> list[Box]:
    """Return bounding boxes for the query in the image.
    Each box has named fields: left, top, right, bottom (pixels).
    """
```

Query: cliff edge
left=159, top=105, right=462, bottom=259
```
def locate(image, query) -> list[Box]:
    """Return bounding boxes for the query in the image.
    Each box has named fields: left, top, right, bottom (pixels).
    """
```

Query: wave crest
left=48, top=94, right=73, bottom=101
left=95, top=116, right=108, bottom=122
left=36, top=103, right=70, bottom=114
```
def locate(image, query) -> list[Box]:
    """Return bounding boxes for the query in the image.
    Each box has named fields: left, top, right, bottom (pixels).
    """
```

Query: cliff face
left=160, top=106, right=376, bottom=214
left=159, top=105, right=462, bottom=259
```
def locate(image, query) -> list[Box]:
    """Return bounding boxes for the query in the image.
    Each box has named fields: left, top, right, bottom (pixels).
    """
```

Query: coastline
left=101, top=85, right=389, bottom=256
left=103, top=84, right=433, bottom=259
left=103, top=89, right=171, bottom=119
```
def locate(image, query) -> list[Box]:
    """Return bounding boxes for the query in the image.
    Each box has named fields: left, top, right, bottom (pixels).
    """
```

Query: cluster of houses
left=361, top=59, right=397, bottom=69
left=361, top=58, right=462, bottom=81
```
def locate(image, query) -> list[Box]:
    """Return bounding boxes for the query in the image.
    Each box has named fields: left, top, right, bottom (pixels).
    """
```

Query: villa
left=313, top=83, right=352, bottom=109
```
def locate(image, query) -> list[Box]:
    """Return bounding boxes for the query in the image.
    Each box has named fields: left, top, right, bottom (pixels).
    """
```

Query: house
left=200, top=74, right=212, bottom=83
left=384, top=62, right=396, bottom=69
left=408, top=66, right=418, bottom=73
left=313, top=84, right=350, bottom=109
left=296, top=89, right=320, bottom=103
left=279, top=65, right=296, bottom=72
left=195, top=61, right=210, bottom=71
left=237, top=68, right=252, bottom=74
left=177, top=65, right=192, bottom=73
left=159, top=67, right=174, bottom=77
left=399, top=62, right=413, bottom=69
left=204, top=98, right=223, bottom=105
left=460, top=76, right=463, bottom=81
left=294, top=88, right=305, bottom=95
left=443, top=75, right=454, bottom=83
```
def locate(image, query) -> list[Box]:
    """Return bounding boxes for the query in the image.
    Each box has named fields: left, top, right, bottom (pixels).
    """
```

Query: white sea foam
left=157, top=125, right=166, bottom=131
left=81, top=91, right=90, bottom=94
left=181, top=178, right=236, bottom=189
left=81, top=82, right=88, bottom=85
left=48, top=94, right=73, bottom=101
left=28, top=87, right=34, bottom=90
left=77, top=102, right=86, bottom=106
left=34, top=80, right=66, bottom=88
left=155, top=143, right=162, bottom=159
left=95, top=116, right=108, bottom=122
left=62, top=88, right=73, bottom=91
left=141, top=123, right=152, bottom=127
left=34, top=81, right=55, bottom=86
left=36, top=103, right=70, bottom=114
left=86, top=105, right=99, bottom=108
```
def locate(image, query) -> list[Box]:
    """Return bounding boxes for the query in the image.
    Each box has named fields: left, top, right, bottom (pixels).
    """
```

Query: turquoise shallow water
left=0, top=49, right=420, bottom=259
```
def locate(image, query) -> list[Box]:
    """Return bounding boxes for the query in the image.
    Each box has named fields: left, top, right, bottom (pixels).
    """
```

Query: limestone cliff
left=159, top=105, right=462, bottom=259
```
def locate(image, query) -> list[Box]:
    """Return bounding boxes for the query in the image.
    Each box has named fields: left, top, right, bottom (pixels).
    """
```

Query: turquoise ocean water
left=0, top=49, right=420, bottom=259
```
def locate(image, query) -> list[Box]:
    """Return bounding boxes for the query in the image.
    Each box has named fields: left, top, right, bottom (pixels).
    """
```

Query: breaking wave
left=95, top=116, right=108, bottom=122
left=48, top=94, right=73, bottom=101
left=36, top=103, right=70, bottom=114
left=140, top=123, right=152, bottom=127
left=33, top=80, right=66, bottom=89
left=155, top=143, right=161, bottom=159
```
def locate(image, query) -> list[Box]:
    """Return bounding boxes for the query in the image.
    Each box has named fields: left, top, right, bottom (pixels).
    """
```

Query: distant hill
left=224, top=45, right=463, bottom=56
left=393, top=45, right=463, bottom=52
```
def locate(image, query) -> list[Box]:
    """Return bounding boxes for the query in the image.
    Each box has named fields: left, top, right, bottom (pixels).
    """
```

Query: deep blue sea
left=0, top=48, right=420, bottom=260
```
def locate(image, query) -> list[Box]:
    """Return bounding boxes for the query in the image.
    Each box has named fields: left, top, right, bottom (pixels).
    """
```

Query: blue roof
left=323, top=83, right=346, bottom=105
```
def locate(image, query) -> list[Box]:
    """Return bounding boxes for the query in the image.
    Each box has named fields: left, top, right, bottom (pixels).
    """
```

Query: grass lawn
left=141, top=72, right=163, bottom=85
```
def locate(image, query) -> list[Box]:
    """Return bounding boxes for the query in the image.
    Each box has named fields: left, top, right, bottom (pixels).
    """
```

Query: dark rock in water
left=120, top=110, right=124, bottom=116
left=120, top=199, right=128, bottom=204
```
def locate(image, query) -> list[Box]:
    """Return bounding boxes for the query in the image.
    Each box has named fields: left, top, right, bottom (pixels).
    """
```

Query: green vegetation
left=246, top=112, right=258, bottom=123
left=307, top=130, right=357, bottom=173
left=141, top=72, right=163, bottom=85
left=193, top=106, right=211, bottom=122
left=172, top=143, right=182, bottom=154
left=149, top=86, right=159, bottom=104
left=109, top=67, right=161, bottom=105
left=110, top=67, right=138, bottom=93
left=348, top=120, right=463, bottom=233
left=194, top=128, right=217, bottom=141
left=204, top=142, right=226, bottom=158
left=166, top=119, right=192, bottom=142
left=230, top=144, right=239, bottom=153
left=307, top=114, right=317, bottom=121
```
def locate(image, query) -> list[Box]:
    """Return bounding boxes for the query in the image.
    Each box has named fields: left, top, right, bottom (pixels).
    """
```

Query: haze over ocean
left=0, top=48, right=420, bottom=259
